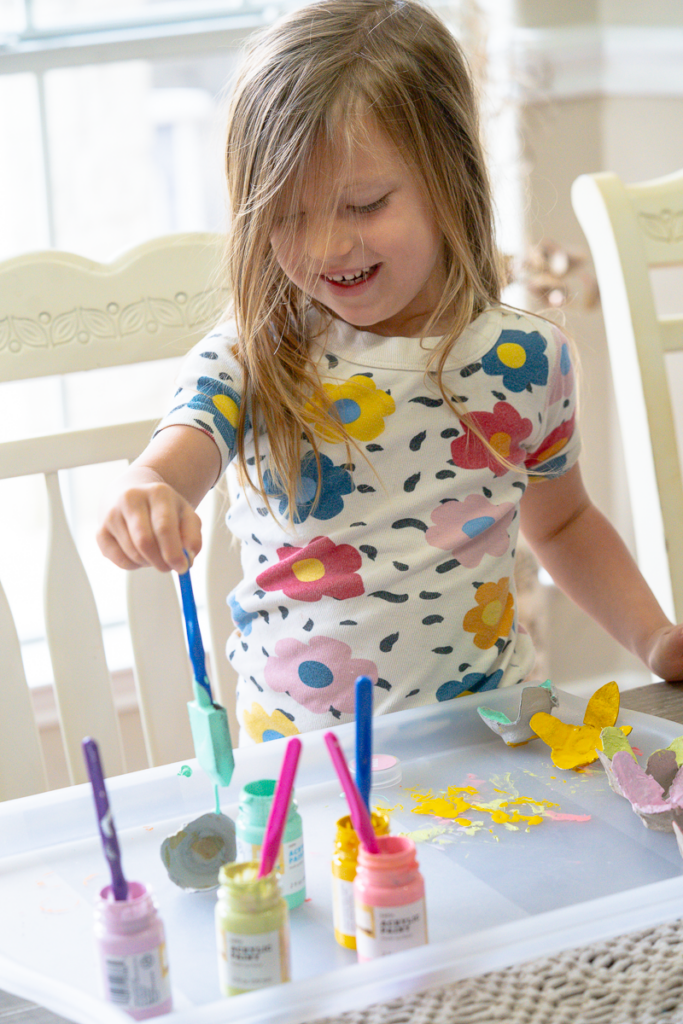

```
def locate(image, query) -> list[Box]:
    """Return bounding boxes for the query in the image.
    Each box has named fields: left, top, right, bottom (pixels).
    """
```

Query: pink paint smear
left=545, top=810, right=591, bottom=822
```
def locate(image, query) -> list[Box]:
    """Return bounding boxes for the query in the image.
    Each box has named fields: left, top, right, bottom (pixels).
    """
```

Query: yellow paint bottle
left=331, top=809, right=390, bottom=950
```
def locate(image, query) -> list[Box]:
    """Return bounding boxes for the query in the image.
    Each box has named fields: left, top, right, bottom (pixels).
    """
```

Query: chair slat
left=127, top=569, right=195, bottom=767
left=44, top=472, right=125, bottom=784
left=0, top=579, right=48, bottom=800
left=0, top=421, right=158, bottom=479
left=660, top=315, right=683, bottom=354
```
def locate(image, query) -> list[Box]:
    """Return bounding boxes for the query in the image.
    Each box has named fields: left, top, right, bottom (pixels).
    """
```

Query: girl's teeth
left=326, top=267, right=373, bottom=283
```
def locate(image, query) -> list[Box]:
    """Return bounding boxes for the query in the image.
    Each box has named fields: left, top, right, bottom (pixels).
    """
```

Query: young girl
left=98, top=0, right=683, bottom=744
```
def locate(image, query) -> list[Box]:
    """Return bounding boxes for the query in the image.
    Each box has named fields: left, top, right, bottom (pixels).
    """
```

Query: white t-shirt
left=158, top=306, right=580, bottom=743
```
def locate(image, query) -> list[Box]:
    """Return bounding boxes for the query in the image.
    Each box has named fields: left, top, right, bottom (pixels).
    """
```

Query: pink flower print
left=547, top=327, right=575, bottom=406
left=425, top=494, right=516, bottom=568
left=450, top=402, right=533, bottom=477
left=256, top=536, right=364, bottom=602
left=264, top=636, right=378, bottom=715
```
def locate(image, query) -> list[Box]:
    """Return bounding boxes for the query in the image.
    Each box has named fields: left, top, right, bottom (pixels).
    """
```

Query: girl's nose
left=305, top=217, right=356, bottom=263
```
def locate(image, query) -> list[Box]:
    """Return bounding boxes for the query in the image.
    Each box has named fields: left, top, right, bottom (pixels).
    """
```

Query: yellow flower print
left=305, top=375, right=395, bottom=443
left=243, top=703, right=300, bottom=743
left=463, top=578, right=515, bottom=650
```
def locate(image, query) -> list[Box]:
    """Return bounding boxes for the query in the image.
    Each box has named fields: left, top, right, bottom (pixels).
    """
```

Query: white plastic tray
left=2, top=686, right=683, bottom=1024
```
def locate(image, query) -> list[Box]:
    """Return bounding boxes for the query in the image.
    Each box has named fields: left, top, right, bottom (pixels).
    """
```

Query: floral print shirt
left=158, top=306, right=580, bottom=743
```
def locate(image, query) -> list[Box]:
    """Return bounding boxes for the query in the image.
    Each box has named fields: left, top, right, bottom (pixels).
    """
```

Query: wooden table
left=4, top=680, right=683, bottom=1024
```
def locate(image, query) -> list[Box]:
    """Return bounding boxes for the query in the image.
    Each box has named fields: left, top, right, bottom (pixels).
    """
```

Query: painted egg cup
left=477, top=680, right=558, bottom=746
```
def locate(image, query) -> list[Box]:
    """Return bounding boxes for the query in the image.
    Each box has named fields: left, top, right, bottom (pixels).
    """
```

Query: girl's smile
left=270, top=122, right=447, bottom=337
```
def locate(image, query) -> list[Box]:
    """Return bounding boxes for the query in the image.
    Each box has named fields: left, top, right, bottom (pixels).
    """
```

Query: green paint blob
left=478, top=708, right=511, bottom=725
left=601, top=726, right=636, bottom=761
left=666, top=737, right=683, bottom=765
left=214, top=784, right=221, bottom=816
left=178, top=765, right=193, bottom=777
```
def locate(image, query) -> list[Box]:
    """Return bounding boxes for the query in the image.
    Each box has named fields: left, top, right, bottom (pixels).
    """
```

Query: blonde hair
left=224, top=0, right=504, bottom=513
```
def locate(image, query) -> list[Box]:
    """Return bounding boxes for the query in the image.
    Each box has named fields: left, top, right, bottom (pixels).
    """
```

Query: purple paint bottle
left=94, top=882, right=172, bottom=1019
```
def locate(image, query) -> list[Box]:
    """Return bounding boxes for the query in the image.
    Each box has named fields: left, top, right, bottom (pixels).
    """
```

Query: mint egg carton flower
left=597, top=727, right=683, bottom=832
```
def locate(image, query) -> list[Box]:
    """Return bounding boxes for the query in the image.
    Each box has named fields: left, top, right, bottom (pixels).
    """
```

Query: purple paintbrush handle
left=82, top=738, right=128, bottom=901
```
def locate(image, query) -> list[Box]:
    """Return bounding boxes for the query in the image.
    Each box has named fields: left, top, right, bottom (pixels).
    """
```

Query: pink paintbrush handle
left=258, top=737, right=302, bottom=878
left=324, top=732, right=380, bottom=854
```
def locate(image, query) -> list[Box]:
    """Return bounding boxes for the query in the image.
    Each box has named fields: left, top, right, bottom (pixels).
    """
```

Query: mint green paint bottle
left=234, top=779, right=306, bottom=909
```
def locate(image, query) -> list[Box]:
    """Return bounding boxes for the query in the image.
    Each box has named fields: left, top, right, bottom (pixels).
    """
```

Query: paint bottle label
left=355, top=897, right=427, bottom=959
left=217, top=929, right=287, bottom=991
left=332, top=876, right=356, bottom=941
left=103, top=943, right=171, bottom=1011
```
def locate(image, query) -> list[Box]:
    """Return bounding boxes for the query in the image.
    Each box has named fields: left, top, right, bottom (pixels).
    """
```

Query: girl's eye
left=348, top=195, right=389, bottom=215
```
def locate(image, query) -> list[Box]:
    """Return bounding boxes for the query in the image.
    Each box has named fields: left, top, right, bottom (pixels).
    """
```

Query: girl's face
left=269, top=121, right=447, bottom=338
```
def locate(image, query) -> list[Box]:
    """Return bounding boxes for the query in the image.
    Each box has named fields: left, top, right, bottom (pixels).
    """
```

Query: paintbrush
left=82, top=737, right=128, bottom=900
left=178, top=560, right=235, bottom=789
left=258, top=737, right=302, bottom=878
left=355, top=676, right=373, bottom=811
left=325, top=732, right=379, bottom=853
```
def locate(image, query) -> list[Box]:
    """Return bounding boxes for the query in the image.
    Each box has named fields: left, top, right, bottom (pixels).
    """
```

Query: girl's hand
left=644, top=624, right=683, bottom=683
left=97, top=425, right=221, bottom=573
left=97, top=475, right=202, bottom=573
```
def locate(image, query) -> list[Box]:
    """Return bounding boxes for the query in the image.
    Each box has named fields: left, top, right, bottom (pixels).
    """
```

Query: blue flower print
left=263, top=451, right=353, bottom=523
left=228, top=594, right=258, bottom=636
left=436, top=670, right=503, bottom=701
left=481, top=330, right=549, bottom=392
left=187, top=376, right=241, bottom=451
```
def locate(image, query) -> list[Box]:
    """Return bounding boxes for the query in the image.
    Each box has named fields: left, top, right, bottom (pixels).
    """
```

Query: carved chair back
left=0, top=233, right=240, bottom=799
left=572, top=169, right=683, bottom=622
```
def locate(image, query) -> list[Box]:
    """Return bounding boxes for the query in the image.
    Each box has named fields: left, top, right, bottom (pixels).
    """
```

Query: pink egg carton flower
left=597, top=727, right=683, bottom=832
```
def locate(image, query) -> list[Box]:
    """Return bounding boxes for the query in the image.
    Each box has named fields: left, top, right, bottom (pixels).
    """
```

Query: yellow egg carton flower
left=530, top=681, right=631, bottom=770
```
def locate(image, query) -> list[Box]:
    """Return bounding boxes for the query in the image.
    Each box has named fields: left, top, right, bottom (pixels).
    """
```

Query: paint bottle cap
left=351, top=754, right=402, bottom=791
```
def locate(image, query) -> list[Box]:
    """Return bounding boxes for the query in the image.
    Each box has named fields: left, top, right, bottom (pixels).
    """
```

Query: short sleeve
left=154, top=322, right=246, bottom=475
left=523, top=324, right=581, bottom=478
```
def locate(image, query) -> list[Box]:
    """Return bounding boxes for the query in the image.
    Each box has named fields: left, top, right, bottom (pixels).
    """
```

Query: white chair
left=571, top=169, right=683, bottom=625
left=0, top=233, right=240, bottom=800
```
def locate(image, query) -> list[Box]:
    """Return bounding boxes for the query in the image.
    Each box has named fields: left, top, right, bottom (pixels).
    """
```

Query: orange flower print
left=305, top=375, right=395, bottom=443
left=463, top=578, right=515, bottom=650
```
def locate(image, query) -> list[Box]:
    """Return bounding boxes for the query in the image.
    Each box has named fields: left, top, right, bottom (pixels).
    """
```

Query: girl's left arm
left=519, top=462, right=683, bottom=682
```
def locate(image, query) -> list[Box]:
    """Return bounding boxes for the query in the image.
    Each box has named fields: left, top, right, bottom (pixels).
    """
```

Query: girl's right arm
left=97, top=424, right=222, bottom=574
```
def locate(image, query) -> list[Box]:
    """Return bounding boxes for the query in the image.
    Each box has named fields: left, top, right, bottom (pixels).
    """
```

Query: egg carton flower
left=481, top=329, right=549, bottom=393
left=436, top=669, right=503, bottom=702
left=228, top=594, right=258, bottom=636
left=425, top=494, right=516, bottom=568
left=242, top=703, right=300, bottom=744
left=264, top=636, right=377, bottom=714
left=263, top=451, right=353, bottom=523
left=524, top=415, right=576, bottom=478
left=186, top=376, right=241, bottom=451
left=305, top=374, right=395, bottom=443
left=597, top=727, right=683, bottom=831
left=463, top=577, right=514, bottom=650
left=256, top=536, right=364, bottom=602
left=547, top=329, right=575, bottom=405
left=450, top=402, right=533, bottom=478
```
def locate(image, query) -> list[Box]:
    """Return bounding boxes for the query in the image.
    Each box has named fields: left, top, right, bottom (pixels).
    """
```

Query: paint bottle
left=354, top=835, right=428, bottom=962
left=331, top=808, right=390, bottom=950
left=215, top=862, right=290, bottom=996
left=235, top=779, right=305, bottom=909
left=351, top=755, right=402, bottom=803
left=93, top=881, right=172, bottom=1019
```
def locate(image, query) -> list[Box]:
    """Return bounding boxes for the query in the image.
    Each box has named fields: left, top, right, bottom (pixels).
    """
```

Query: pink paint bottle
left=353, top=835, right=428, bottom=961
left=94, top=882, right=173, bottom=1019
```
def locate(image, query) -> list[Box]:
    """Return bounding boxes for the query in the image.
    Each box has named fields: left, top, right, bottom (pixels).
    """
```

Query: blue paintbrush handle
left=355, top=675, right=373, bottom=811
left=178, top=563, right=212, bottom=702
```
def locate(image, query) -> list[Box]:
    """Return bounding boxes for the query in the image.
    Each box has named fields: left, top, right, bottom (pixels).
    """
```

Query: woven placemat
left=312, top=918, right=683, bottom=1024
